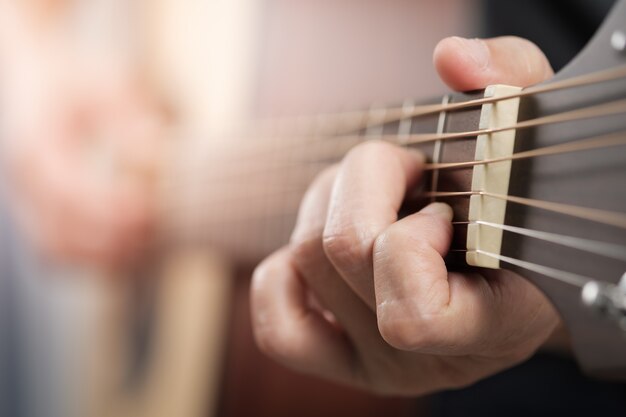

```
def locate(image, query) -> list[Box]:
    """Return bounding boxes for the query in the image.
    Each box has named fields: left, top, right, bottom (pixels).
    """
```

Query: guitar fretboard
left=159, top=90, right=484, bottom=262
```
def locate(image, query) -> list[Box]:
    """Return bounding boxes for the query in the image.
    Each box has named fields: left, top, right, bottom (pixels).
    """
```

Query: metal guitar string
left=248, top=64, right=626, bottom=136
left=162, top=65, right=626, bottom=288
left=165, top=65, right=626, bottom=188
left=184, top=97, right=626, bottom=187
left=165, top=111, right=626, bottom=191
left=401, top=98, right=626, bottom=146
left=473, top=221, right=626, bottom=262
left=210, top=65, right=626, bottom=169
left=473, top=250, right=590, bottom=288
left=423, top=248, right=591, bottom=288
left=226, top=95, right=626, bottom=163
left=423, top=131, right=626, bottom=170
left=423, top=190, right=626, bottom=229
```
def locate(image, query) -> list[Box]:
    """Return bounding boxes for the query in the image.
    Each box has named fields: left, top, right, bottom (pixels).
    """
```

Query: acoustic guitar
left=160, top=0, right=626, bottom=381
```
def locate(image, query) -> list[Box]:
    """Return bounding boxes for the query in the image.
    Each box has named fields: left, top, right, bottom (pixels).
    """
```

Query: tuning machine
left=581, top=273, right=626, bottom=330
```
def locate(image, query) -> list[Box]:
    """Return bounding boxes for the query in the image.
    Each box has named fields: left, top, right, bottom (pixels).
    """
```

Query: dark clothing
left=432, top=1, right=626, bottom=415
left=0, top=189, right=20, bottom=417
left=432, top=354, right=626, bottom=417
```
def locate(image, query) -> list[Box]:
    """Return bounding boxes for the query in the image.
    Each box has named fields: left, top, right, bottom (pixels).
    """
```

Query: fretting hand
left=250, top=36, right=562, bottom=395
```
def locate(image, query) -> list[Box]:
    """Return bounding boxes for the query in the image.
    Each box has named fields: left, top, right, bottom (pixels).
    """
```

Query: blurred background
left=0, top=1, right=613, bottom=417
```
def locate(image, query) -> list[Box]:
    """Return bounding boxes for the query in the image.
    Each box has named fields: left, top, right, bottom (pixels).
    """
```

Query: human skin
left=250, top=36, right=563, bottom=395
left=0, top=2, right=163, bottom=269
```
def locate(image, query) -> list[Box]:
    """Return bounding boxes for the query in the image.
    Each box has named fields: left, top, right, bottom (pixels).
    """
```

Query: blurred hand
left=0, top=28, right=164, bottom=269
left=251, top=37, right=560, bottom=395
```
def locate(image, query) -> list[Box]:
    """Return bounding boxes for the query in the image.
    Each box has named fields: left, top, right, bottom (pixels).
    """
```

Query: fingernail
left=454, top=37, right=490, bottom=69
left=420, top=202, right=453, bottom=220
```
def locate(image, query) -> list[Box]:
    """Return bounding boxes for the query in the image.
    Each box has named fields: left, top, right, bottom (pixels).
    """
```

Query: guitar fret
left=430, top=95, right=450, bottom=202
left=397, top=99, right=416, bottom=144
left=365, top=104, right=387, bottom=138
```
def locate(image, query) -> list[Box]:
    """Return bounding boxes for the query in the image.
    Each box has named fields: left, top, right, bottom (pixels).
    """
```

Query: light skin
left=251, top=36, right=564, bottom=395
left=0, top=3, right=162, bottom=268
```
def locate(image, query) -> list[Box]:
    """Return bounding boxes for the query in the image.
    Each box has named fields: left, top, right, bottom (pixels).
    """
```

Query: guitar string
left=163, top=103, right=626, bottom=189
left=473, top=250, right=590, bottom=288
left=342, top=99, right=626, bottom=153
left=163, top=132, right=626, bottom=230
left=446, top=249, right=591, bottom=288
left=248, top=64, right=626, bottom=136
left=166, top=66, right=626, bottom=182
left=163, top=185, right=626, bottom=241
left=168, top=205, right=626, bottom=264
left=423, top=191, right=626, bottom=229
left=424, top=131, right=626, bottom=170
left=164, top=127, right=623, bottom=199
left=401, top=98, right=626, bottom=146
left=210, top=96, right=626, bottom=164
left=161, top=188, right=622, bottom=290
left=190, top=65, right=626, bottom=173
left=160, top=69, right=626, bottom=280
left=291, top=96, right=626, bottom=147
left=464, top=220, right=626, bottom=262
left=163, top=127, right=626, bottom=257
left=343, top=64, right=626, bottom=134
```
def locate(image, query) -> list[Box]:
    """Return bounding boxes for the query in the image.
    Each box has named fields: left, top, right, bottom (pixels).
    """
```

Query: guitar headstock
left=498, top=0, right=626, bottom=378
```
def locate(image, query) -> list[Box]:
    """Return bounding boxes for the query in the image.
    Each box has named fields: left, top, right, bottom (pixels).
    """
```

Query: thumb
left=433, top=36, right=554, bottom=91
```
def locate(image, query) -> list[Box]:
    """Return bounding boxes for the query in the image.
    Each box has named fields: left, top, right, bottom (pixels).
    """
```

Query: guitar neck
left=158, top=52, right=626, bottom=379
left=159, top=90, right=484, bottom=262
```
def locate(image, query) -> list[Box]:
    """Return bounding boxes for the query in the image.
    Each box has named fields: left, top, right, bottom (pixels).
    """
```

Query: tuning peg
left=581, top=275, right=626, bottom=331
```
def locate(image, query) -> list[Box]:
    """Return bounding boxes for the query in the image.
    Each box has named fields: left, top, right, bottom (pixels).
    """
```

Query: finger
left=373, top=203, right=559, bottom=357
left=290, top=165, right=387, bottom=351
left=250, top=247, right=357, bottom=385
left=322, top=141, right=425, bottom=309
left=291, top=226, right=461, bottom=396
left=433, top=36, right=554, bottom=91
left=290, top=166, right=338, bottom=244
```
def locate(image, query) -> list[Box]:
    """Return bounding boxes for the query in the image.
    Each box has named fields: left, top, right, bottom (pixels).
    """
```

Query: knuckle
left=253, top=323, right=302, bottom=366
left=250, top=256, right=273, bottom=290
left=322, top=225, right=369, bottom=272
left=373, top=225, right=404, bottom=257
left=250, top=262, right=296, bottom=362
left=378, top=314, right=422, bottom=351
left=377, top=306, right=438, bottom=352
left=253, top=324, right=293, bottom=361
left=290, top=231, right=325, bottom=271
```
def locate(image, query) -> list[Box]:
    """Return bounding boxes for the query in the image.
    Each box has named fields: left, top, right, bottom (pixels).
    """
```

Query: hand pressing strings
left=250, top=36, right=562, bottom=395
